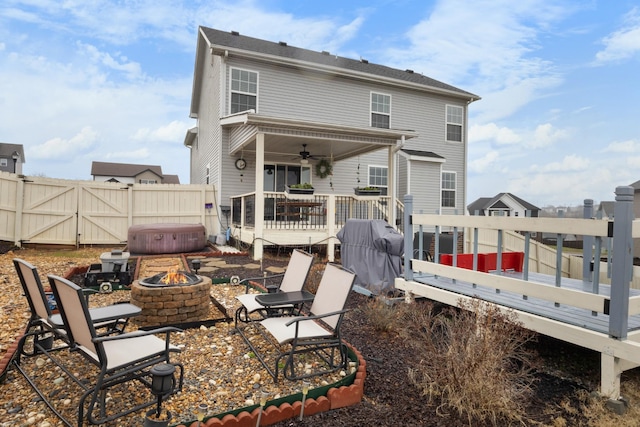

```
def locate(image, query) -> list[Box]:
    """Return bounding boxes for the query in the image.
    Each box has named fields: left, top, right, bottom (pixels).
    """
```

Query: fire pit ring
left=139, top=270, right=203, bottom=287
left=131, top=273, right=212, bottom=327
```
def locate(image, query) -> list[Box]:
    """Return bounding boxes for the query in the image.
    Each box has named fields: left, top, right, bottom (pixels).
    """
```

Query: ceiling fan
left=293, top=144, right=319, bottom=164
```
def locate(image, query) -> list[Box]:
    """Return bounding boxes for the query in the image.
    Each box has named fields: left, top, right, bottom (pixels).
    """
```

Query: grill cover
left=337, top=219, right=403, bottom=295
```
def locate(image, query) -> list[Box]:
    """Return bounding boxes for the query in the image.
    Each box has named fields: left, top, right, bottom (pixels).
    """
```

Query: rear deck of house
left=395, top=186, right=640, bottom=402
left=230, top=191, right=402, bottom=260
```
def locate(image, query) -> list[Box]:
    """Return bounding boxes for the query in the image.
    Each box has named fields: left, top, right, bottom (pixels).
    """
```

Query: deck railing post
left=583, top=199, right=594, bottom=283
left=404, top=195, right=413, bottom=281
left=609, top=186, right=634, bottom=339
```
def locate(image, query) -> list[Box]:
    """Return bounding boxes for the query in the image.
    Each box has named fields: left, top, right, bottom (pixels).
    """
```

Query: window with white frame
left=368, top=165, right=388, bottom=194
left=371, top=92, right=390, bottom=129
left=446, top=105, right=463, bottom=142
left=441, top=171, right=456, bottom=208
left=230, top=68, right=258, bottom=114
left=0, top=158, right=7, bottom=167
left=139, top=179, right=157, bottom=184
left=205, top=163, right=210, bottom=185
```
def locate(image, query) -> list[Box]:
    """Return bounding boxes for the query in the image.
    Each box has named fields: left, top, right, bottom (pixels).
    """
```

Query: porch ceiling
left=222, top=112, right=418, bottom=163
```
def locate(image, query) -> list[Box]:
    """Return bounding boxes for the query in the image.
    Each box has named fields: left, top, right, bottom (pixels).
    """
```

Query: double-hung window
left=230, top=68, right=257, bottom=114
left=371, top=92, right=390, bottom=129
left=441, top=171, right=456, bottom=208
left=0, top=158, right=7, bottom=167
left=446, top=105, right=463, bottom=142
left=368, top=165, right=388, bottom=194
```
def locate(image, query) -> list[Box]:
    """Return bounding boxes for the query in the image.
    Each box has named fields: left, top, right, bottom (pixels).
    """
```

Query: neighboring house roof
left=0, top=143, right=26, bottom=163
left=91, top=161, right=179, bottom=183
left=91, top=161, right=163, bottom=178
left=598, top=201, right=614, bottom=218
left=467, top=193, right=540, bottom=216
left=192, top=27, right=480, bottom=117
left=629, top=180, right=640, bottom=191
left=163, top=174, right=181, bottom=184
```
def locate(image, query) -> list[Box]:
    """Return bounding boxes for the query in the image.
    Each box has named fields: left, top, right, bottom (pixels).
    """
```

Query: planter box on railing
left=354, top=188, right=381, bottom=196
left=286, top=185, right=314, bottom=195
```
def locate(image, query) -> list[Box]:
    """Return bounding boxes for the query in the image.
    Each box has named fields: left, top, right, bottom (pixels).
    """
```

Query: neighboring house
left=597, top=201, right=614, bottom=219
left=0, top=143, right=25, bottom=174
left=467, top=193, right=540, bottom=217
left=91, top=161, right=180, bottom=184
left=184, top=27, right=479, bottom=258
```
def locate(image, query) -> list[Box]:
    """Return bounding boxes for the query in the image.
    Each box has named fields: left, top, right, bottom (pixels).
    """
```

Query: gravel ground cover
left=2, top=243, right=640, bottom=426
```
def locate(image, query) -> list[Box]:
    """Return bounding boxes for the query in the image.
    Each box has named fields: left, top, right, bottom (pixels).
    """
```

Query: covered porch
left=221, top=112, right=416, bottom=259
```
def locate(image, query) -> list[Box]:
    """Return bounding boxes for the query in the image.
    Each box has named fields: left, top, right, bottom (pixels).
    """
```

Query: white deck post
left=327, top=194, right=336, bottom=262
left=253, top=133, right=265, bottom=260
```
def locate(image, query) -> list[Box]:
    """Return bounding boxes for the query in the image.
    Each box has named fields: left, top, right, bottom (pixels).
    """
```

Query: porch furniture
left=234, top=249, right=314, bottom=327
left=46, top=274, right=184, bottom=426
left=12, top=258, right=141, bottom=356
left=255, top=290, right=315, bottom=308
left=244, top=263, right=356, bottom=382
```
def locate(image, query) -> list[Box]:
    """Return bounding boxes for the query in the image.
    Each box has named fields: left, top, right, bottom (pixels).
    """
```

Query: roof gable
left=91, top=161, right=163, bottom=178
left=192, top=27, right=480, bottom=117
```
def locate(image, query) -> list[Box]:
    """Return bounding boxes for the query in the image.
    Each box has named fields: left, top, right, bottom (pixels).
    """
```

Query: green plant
left=356, top=186, right=379, bottom=191
left=400, top=298, right=537, bottom=426
left=289, top=182, right=313, bottom=189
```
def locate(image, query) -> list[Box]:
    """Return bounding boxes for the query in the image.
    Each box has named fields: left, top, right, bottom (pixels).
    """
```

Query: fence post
left=14, top=177, right=24, bottom=247
left=609, top=186, right=634, bottom=339
left=582, top=199, right=594, bottom=282
left=404, top=195, right=413, bottom=281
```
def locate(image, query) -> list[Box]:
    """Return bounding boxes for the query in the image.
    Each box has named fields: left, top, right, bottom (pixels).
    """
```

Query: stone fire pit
left=130, top=270, right=212, bottom=327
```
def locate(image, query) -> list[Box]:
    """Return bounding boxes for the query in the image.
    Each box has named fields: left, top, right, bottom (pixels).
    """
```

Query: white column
left=327, top=194, right=336, bottom=262
left=253, top=133, right=265, bottom=260
left=388, top=145, right=396, bottom=228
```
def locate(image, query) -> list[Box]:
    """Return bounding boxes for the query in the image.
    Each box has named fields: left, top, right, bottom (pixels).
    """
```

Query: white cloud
left=527, top=123, right=569, bottom=148
left=603, top=139, right=640, bottom=153
left=532, top=154, right=590, bottom=173
left=469, top=150, right=500, bottom=173
left=77, top=42, right=143, bottom=80
left=132, top=120, right=190, bottom=142
left=469, top=123, right=521, bottom=145
left=595, top=7, right=640, bottom=64
left=29, top=126, right=98, bottom=160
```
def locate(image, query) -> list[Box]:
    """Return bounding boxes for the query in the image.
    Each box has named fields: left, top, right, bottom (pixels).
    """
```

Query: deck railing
left=230, top=192, right=396, bottom=231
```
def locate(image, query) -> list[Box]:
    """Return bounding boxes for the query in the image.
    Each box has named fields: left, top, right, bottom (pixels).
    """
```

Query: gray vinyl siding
left=212, top=53, right=468, bottom=207
left=410, top=162, right=442, bottom=215
left=397, top=156, right=408, bottom=199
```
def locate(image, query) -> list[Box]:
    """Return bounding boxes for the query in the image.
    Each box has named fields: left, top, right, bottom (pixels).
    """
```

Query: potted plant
left=354, top=186, right=381, bottom=196
left=286, top=182, right=315, bottom=195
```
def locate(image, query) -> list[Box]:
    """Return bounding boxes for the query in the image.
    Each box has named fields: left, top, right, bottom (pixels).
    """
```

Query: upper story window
left=230, top=68, right=258, bottom=114
left=0, top=158, right=7, bottom=167
left=446, top=105, right=463, bottom=142
left=441, top=171, right=456, bottom=208
left=371, top=92, right=390, bottom=129
left=139, top=179, right=157, bottom=184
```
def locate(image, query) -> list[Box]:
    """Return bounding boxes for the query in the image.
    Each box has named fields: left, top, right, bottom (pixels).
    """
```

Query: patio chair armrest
left=93, top=326, right=183, bottom=343
left=240, top=273, right=285, bottom=293
left=284, top=309, right=350, bottom=326
left=81, top=288, right=99, bottom=302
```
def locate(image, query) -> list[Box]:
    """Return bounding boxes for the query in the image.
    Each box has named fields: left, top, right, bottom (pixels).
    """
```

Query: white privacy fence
left=0, top=172, right=219, bottom=246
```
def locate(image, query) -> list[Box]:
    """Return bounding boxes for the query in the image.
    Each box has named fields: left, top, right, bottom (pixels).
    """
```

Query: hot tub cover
left=337, top=219, right=404, bottom=295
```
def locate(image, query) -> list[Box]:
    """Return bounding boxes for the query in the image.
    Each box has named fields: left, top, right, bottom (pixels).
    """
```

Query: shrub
left=400, top=297, right=538, bottom=426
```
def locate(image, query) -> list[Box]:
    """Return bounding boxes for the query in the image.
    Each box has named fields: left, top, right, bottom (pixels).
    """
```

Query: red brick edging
left=175, top=344, right=366, bottom=427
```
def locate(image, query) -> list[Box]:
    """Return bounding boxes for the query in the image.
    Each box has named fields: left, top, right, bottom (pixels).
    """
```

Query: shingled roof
left=200, top=27, right=480, bottom=100
left=91, top=161, right=163, bottom=178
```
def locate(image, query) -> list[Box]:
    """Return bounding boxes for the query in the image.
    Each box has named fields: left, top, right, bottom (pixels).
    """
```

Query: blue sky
left=1, top=0, right=639, bottom=208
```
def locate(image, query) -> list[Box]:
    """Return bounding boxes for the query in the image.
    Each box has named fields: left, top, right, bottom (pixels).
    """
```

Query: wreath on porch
left=315, top=158, right=333, bottom=179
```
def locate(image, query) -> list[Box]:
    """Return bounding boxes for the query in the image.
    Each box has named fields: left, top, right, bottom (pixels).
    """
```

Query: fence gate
left=78, top=183, right=130, bottom=245
left=20, top=179, right=78, bottom=245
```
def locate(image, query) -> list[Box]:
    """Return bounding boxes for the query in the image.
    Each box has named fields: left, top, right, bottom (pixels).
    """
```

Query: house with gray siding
left=184, top=26, right=479, bottom=259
